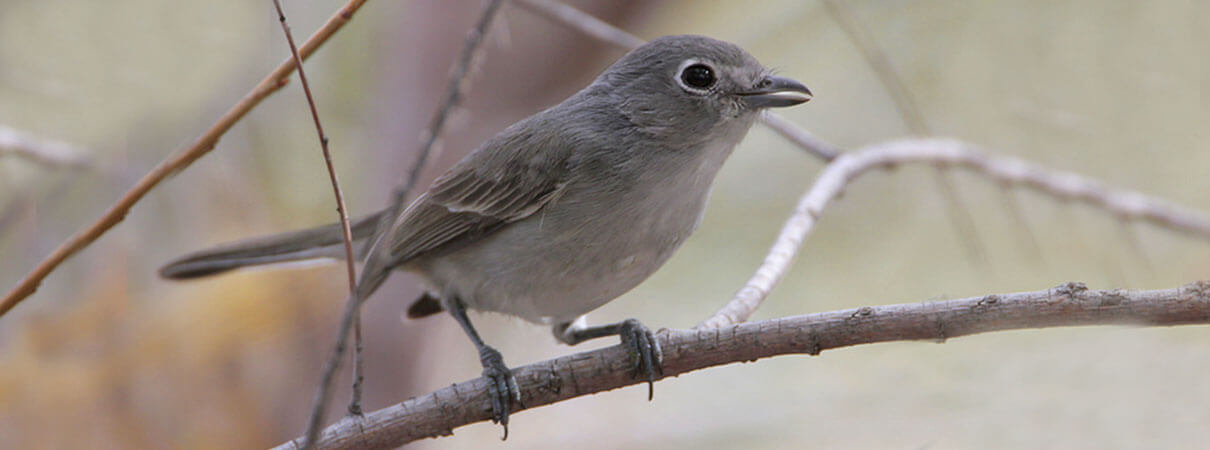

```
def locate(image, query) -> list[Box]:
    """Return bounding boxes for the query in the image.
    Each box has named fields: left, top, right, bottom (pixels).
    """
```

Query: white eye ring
left=675, top=59, right=716, bottom=94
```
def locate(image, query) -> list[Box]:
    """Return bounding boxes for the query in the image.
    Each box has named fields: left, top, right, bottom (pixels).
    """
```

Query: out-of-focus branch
left=701, top=138, right=1210, bottom=328
left=0, top=0, right=370, bottom=317
left=275, top=282, right=1210, bottom=449
left=0, top=126, right=89, bottom=169
left=512, top=0, right=839, bottom=162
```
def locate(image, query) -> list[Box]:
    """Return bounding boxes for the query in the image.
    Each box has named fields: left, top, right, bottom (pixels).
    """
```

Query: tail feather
left=159, top=211, right=385, bottom=279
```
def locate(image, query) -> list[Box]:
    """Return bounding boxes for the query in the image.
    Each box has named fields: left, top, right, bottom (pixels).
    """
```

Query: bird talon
left=479, top=346, right=517, bottom=439
left=619, top=319, right=664, bottom=400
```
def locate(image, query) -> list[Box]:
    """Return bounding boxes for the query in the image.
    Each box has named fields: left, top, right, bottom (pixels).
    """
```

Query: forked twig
left=700, top=139, right=1210, bottom=327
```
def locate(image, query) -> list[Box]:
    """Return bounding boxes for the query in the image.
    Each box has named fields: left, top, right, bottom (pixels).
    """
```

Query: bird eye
left=680, top=64, right=716, bottom=90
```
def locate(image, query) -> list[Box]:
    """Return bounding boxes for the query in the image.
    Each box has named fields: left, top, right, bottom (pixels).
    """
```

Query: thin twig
left=269, top=1, right=362, bottom=446
left=304, top=0, right=506, bottom=446
left=0, top=126, right=90, bottom=169
left=350, top=314, right=364, bottom=416
left=512, top=0, right=840, bottom=162
left=700, top=138, right=1210, bottom=328
left=270, top=0, right=357, bottom=322
left=305, top=291, right=362, bottom=450
left=275, top=281, right=1210, bottom=449
left=0, top=0, right=370, bottom=318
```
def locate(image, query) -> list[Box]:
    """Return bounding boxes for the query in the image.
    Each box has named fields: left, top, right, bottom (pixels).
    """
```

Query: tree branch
left=701, top=138, right=1210, bottom=328
left=274, top=281, right=1210, bottom=449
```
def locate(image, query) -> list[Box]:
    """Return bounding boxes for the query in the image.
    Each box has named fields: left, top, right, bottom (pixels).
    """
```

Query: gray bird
left=161, top=35, right=811, bottom=430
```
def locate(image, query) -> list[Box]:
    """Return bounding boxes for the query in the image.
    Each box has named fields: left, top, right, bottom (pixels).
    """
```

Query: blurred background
left=2, top=0, right=1208, bottom=448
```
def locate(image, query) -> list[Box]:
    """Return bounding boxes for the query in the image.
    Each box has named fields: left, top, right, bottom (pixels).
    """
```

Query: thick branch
left=275, top=282, right=1210, bottom=449
left=0, top=0, right=369, bottom=317
left=702, top=138, right=1210, bottom=328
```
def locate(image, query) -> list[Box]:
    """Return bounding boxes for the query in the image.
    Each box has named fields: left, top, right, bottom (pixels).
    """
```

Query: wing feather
left=380, top=113, right=575, bottom=264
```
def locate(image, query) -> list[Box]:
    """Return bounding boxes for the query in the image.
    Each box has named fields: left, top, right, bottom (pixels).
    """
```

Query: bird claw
left=479, top=345, right=520, bottom=439
left=619, top=319, right=664, bottom=400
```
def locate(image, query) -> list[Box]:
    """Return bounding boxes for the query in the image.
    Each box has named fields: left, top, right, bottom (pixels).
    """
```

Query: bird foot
left=479, top=345, right=521, bottom=439
left=618, top=319, right=664, bottom=400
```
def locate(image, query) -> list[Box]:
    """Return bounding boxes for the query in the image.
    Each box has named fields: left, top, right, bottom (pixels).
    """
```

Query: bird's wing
left=383, top=116, right=575, bottom=265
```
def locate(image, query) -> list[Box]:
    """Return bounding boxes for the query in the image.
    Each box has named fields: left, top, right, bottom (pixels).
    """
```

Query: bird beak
left=738, top=75, right=813, bottom=108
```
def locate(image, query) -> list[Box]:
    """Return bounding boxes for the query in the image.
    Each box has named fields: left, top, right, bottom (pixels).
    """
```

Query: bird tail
left=159, top=211, right=386, bottom=279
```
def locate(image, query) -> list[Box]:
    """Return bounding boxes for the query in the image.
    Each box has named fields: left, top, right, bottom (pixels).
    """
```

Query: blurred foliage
left=1, top=0, right=1208, bottom=449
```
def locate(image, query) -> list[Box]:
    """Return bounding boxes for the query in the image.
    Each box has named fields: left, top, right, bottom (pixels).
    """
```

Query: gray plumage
left=161, top=34, right=811, bottom=428
left=164, top=35, right=808, bottom=325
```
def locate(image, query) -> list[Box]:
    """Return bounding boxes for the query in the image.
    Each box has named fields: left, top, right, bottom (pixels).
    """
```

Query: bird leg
left=448, top=298, right=521, bottom=439
left=554, top=318, right=664, bottom=400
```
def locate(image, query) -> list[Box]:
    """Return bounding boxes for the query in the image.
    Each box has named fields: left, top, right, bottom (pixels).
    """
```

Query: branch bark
left=275, top=281, right=1210, bottom=449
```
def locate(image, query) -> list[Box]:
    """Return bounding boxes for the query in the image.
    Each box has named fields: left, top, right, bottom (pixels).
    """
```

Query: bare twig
left=304, top=0, right=506, bottom=446
left=512, top=0, right=839, bottom=162
left=270, top=0, right=357, bottom=323
left=268, top=1, right=362, bottom=446
left=701, top=138, right=1210, bottom=328
left=0, top=0, right=370, bottom=317
left=0, top=126, right=89, bottom=169
left=275, top=281, right=1210, bottom=449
